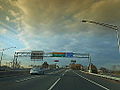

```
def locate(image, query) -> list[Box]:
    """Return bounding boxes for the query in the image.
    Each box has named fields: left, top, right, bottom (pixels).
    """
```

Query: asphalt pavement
left=0, top=69, right=120, bottom=90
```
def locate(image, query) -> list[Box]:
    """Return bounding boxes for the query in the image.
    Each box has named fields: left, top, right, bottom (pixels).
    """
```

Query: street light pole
left=115, top=30, right=120, bottom=52
left=0, top=47, right=16, bottom=67
left=88, top=54, right=92, bottom=73
left=81, top=20, right=120, bottom=53
left=0, top=51, right=4, bottom=67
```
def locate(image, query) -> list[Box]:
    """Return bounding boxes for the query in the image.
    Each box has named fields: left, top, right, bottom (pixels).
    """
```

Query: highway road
left=0, top=69, right=120, bottom=90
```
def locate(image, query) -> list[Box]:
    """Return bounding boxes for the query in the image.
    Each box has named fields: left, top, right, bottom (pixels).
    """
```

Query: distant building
left=70, top=64, right=84, bottom=70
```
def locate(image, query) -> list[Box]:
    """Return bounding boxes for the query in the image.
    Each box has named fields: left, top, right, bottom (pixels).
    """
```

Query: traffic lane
left=45, top=68, right=64, bottom=73
left=52, top=70, right=107, bottom=90
left=0, top=68, right=64, bottom=83
left=0, top=73, right=45, bottom=90
left=0, top=68, right=65, bottom=89
left=0, top=70, right=29, bottom=78
left=0, top=74, right=31, bottom=81
left=11, top=69, right=66, bottom=90
left=0, top=74, right=47, bottom=90
left=0, top=69, right=66, bottom=90
left=0, top=74, right=32, bottom=87
left=75, top=70, right=120, bottom=90
left=0, top=68, right=65, bottom=83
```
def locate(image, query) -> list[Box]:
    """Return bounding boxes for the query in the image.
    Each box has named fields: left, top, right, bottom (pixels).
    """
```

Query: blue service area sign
left=66, top=52, right=73, bottom=57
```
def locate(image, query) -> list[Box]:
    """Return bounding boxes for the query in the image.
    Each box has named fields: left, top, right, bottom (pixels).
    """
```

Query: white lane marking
left=16, top=69, right=64, bottom=83
left=73, top=71, right=110, bottom=90
left=16, top=75, right=41, bottom=83
left=48, top=69, right=68, bottom=90
left=62, top=69, right=68, bottom=76
left=48, top=78, right=61, bottom=90
left=65, top=70, right=68, bottom=73
left=47, top=69, right=64, bottom=75
left=62, top=73, right=65, bottom=76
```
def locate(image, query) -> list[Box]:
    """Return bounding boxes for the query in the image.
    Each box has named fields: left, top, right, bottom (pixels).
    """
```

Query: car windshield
left=0, top=0, right=120, bottom=90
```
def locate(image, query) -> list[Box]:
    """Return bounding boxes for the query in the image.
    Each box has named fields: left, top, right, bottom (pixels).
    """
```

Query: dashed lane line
left=16, top=75, right=42, bottom=83
left=48, top=69, right=69, bottom=90
left=16, top=69, right=65, bottom=83
left=47, top=69, right=64, bottom=75
left=48, top=78, right=61, bottom=90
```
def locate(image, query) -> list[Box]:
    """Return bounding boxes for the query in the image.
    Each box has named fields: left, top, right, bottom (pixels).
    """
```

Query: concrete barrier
left=80, top=70, right=120, bottom=82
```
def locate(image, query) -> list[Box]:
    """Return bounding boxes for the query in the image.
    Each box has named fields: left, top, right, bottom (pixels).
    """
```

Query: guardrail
left=80, top=70, right=120, bottom=82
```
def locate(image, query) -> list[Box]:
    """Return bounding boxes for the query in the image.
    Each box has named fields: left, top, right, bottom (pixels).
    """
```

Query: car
left=30, top=67, right=45, bottom=75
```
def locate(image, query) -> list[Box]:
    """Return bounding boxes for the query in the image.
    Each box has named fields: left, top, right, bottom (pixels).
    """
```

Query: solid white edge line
left=73, top=71, right=110, bottom=90
left=80, top=70, right=120, bottom=81
left=48, top=78, right=61, bottom=90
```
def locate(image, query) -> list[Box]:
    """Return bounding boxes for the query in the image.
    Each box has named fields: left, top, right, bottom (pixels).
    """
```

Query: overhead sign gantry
left=14, top=51, right=90, bottom=59
left=13, top=51, right=91, bottom=68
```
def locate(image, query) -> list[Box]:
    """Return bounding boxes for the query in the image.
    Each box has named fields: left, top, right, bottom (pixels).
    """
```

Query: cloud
left=16, top=0, right=98, bottom=32
left=0, top=5, right=3, bottom=9
left=13, top=0, right=94, bottom=49
left=75, top=0, right=120, bottom=24
left=14, top=0, right=120, bottom=53
left=0, top=28, right=7, bottom=34
left=0, top=0, right=23, bottom=33
left=0, top=0, right=120, bottom=66
left=15, top=0, right=120, bottom=36
left=1, top=0, right=120, bottom=35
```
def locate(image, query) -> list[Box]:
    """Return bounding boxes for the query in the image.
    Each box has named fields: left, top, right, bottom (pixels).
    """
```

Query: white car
left=30, top=67, right=45, bottom=75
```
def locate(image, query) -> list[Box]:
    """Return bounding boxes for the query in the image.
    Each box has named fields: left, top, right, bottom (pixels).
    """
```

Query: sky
left=0, top=0, right=120, bottom=68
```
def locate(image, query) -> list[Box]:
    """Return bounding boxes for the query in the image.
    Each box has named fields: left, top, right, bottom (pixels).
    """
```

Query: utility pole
left=81, top=20, right=120, bottom=53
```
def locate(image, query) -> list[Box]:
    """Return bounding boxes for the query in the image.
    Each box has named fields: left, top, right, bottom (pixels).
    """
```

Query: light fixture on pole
left=81, top=20, right=120, bottom=53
